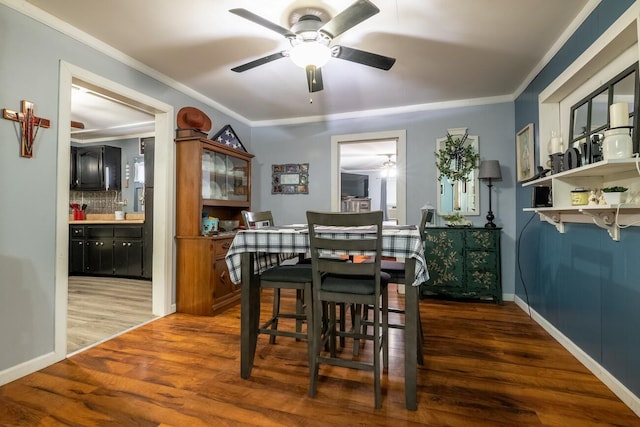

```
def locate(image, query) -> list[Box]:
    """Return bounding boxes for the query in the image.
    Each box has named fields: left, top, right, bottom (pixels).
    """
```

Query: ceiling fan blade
left=319, top=0, right=379, bottom=39
left=229, top=9, right=295, bottom=38
left=305, top=65, right=324, bottom=93
left=333, top=46, right=396, bottom=70
left=231, top=51, right=288, bottom=72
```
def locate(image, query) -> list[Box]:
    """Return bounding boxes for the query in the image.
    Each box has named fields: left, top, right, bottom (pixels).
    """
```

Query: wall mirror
left=569, top=63, right=638, bottom=151
left=435, top=128, right=480, bottom=216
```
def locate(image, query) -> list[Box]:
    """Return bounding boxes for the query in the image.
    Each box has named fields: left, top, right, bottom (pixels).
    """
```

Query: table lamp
left=478, top=160, right=502, bottom=228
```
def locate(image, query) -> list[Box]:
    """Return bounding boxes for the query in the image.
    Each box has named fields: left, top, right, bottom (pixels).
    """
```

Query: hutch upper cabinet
left=175, top=135, right=253, bottom=315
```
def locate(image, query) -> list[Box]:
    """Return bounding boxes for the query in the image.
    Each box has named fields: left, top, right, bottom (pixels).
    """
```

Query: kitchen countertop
left=69, top=213, right=145, bottom=224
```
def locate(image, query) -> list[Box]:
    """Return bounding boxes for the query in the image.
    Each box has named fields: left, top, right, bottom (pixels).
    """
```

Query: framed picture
left=516, top=123, right=535, bottom=182
left=272, top=163, right=309, bottom=194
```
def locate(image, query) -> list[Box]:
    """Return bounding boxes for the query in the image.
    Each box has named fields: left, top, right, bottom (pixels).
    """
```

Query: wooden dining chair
left=361, top=208, right=431, bottom=364
left=241, top=210, right=312, bottom=348
left=306, top=210, right=389, bottom=409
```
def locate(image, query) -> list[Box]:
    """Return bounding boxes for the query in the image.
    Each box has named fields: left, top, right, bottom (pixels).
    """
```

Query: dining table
left=224, top=223, right=429, bottom=410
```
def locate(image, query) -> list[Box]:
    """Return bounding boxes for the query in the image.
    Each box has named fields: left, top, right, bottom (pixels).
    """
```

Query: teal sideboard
left=421, top=227, right=502, bottom=303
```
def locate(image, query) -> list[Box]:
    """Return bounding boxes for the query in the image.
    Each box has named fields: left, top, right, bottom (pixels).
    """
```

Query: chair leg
left=295, top=288, right=304, bottom=342
left=304, top=283, right=314, bottom=370
left=270, top=288, right=280, bottom=345
left=308, top=285, right=322, bottom=398
left=339, top=303, right=346, bottom=348
left=416, top=289, right=425, bottom=365
left=329, top=302, right=337, bottom=357
left=373, top=298, right=381, bottom=409
left=353, top=304, right=362, bottom=356
left=382, top=289, right=389, bottom=370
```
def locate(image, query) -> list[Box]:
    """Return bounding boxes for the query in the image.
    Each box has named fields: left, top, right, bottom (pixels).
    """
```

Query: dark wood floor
left=1, top=286, right=638, bottom=426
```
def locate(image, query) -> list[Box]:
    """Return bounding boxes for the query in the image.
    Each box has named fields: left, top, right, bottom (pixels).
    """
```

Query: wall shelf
left=522, top=158, right=640, bottom=241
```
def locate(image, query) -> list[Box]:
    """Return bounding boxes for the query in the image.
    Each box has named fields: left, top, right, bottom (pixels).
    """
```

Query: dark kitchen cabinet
left=71, top=145, right=121, bottom=191
left=113, top=226, right=144, bottom=277
left=70, top=146, right=77, bottom=189
left=69, top=224, right=144, bottom=278
left=69, top=225, right=85, bottom=274
left=86, top=226, right=114, bottom=275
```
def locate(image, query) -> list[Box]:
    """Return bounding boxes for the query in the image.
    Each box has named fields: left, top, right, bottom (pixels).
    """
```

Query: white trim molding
left=331, top=130, right=407, bottom=225
left=55, top=62, right=176, bottom=365
left=515, top=296, right=640, bottom=417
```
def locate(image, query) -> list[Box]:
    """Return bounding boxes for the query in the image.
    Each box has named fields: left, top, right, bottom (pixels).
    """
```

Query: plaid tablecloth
left=225, top=225, right=429, bottom=286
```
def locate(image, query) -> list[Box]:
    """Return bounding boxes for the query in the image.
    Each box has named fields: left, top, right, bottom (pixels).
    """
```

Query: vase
left=602, top=128, right=632, bottom=160
left=603, top=192, right=627, bottom=206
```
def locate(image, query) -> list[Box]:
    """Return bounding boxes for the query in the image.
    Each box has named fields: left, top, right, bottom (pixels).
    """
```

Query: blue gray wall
left=0, top=3, right=249, bottom=372
left=248, top=104, right=516, bottom=295
left=515, top=0, right=640, bottom=397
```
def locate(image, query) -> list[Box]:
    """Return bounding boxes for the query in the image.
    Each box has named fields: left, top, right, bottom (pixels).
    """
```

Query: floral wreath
left=435, top=131, right=479, bottom=183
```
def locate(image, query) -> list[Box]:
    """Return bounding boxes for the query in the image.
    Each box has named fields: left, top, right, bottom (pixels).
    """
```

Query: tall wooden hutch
left=175, top=133, right=253, bottom=315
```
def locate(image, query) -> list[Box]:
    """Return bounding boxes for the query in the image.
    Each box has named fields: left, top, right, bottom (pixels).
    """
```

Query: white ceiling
left=20, top=0, right=592, bottom=169
left=24, top=0, right=591, bottom=126
left=70, top=85, right=155, bottom=141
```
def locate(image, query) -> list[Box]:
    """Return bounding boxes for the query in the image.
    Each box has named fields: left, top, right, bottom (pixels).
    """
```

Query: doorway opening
left=55, top=61, right=174, bottom=359
left=330, top=130, right=406, bottom=224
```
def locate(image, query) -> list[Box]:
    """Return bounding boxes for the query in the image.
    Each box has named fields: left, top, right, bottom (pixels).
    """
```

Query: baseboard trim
left=0, top=351, right=60, bottom=387
left=514, top=295, right=640, bottom=418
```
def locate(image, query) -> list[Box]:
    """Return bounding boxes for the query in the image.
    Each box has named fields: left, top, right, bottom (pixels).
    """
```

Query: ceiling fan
left=229, top=0, right=396, bottom=93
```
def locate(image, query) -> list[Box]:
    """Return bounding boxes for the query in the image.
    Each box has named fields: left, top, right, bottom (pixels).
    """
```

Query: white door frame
left=330, top=130, right=406, bottom=224
left=54, top=61, right=175, bottom=359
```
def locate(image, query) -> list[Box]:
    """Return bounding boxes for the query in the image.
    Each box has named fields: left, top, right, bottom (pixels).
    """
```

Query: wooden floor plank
left=67, top=276, right=155, bottom=354
left=1, top=287, right=638, bottom=426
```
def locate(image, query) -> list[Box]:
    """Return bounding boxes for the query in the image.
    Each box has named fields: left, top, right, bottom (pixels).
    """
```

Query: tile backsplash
left=70, top=190, right=126, bottom=214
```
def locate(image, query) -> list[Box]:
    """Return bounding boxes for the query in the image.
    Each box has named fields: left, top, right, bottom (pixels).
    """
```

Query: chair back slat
left=307, top=211, right=383, bottom=280
left=241, top=210, right=274, bottom=228
left=418, top=208, right=432, bottom=241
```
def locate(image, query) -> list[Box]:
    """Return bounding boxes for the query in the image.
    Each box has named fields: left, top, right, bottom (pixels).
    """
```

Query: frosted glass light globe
left=290, top=42, right=331, bottom=68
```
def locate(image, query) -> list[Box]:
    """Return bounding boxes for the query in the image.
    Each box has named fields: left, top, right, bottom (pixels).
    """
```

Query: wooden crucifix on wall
left=2, top=100, right=50, bottom=158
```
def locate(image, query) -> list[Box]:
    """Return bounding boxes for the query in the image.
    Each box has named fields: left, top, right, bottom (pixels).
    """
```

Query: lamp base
left=484, top=211, right=496, bottom=228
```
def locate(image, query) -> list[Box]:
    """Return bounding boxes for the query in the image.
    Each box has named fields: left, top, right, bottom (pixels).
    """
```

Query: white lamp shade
left=290, top=42, right=331, bottom=68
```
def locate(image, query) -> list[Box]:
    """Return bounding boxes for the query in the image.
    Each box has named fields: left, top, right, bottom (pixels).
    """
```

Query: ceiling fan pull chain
left=306, top=65, right=317, bottom=101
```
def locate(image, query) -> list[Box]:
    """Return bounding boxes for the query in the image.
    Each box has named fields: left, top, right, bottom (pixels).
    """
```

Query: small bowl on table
left=219, top=220, right=239, bottom=232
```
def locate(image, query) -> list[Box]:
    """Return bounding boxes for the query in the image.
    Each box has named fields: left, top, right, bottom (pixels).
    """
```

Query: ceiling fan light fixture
left=290, top=41, right=331, bottom=68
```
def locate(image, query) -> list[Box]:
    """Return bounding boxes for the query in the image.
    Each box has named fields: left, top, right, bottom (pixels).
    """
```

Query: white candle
left=610, top=102, right=629, bottom=128
left=550, top=137, right=563, bottom=153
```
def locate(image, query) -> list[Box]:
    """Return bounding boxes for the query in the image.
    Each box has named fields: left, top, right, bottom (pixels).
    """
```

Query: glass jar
left=570, top=188, right=589, bottom=206
left=602, top=128, right=632, bottom=160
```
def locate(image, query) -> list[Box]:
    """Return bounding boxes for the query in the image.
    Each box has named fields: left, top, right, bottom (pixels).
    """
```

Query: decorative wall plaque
left=272, top=163, right=309, bottom=194
left=2, top=100, right=50, bottom=158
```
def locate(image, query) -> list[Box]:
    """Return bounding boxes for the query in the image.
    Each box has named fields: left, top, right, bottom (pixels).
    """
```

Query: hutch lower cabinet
left=176, top=236, right=237, bottom=315
left=175, top=134, right=253, bottom=315
left=421, top=227, right=502, bottom=303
